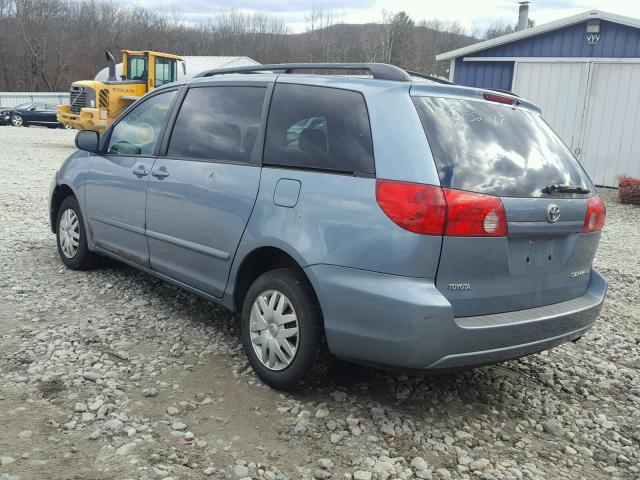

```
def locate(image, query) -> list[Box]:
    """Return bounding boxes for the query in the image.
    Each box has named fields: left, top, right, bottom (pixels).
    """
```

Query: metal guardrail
left=0, top=92, right=68, bottom=108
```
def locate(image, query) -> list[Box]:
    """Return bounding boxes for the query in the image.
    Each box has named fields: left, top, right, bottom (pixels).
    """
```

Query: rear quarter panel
left=230, top=167, right=443, bottom=280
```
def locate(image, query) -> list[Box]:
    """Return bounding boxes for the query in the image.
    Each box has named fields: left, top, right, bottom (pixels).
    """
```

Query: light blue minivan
left=50, top=63, right=607, bottom=389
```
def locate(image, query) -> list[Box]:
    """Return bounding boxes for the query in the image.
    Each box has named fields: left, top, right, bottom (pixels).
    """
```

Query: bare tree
left=484, top=18, right=535, bottom=39
left=0, top=0, right=483, bottom=91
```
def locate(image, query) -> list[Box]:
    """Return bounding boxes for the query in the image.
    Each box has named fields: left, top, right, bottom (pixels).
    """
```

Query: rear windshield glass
left=413, top=96, right=592, bottom=197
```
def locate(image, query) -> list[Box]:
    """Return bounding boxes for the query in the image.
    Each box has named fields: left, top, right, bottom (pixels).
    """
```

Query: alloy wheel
left=11, top=114, right=22, bottom=126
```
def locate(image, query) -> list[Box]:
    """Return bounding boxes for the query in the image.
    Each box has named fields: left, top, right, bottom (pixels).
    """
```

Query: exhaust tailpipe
left=106, top=51, right=117, bottom=81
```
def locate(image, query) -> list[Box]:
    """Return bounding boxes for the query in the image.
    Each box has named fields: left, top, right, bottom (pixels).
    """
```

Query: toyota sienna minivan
left=49, top=63, right=607, bottom=389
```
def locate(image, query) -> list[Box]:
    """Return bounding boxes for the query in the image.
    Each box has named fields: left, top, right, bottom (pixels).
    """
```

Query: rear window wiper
left=542, top=184, right=590, bottom=195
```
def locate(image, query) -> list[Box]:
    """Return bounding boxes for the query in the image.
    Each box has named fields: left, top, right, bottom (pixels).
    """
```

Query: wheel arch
left=231, top=246, right=320, bottom=315
left=50, top=183, right=77, bottom=233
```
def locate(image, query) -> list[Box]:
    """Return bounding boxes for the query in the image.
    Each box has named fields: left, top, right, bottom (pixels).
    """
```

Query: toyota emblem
left=547, top=203, right=560, bottom=223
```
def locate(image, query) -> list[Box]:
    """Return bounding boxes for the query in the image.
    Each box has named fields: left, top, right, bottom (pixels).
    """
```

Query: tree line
left=0, top=0, right=519, bottom=92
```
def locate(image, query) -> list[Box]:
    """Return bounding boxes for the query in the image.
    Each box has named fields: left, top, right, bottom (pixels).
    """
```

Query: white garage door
left=579, top=63, right=640, bottom=187
left=513, top=61, right=640, bottom=187
left=512, top=62, right=590, bottom=152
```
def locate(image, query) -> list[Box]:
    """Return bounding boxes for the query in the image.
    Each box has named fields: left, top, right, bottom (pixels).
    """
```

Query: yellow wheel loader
left=57, top=50, right=185, bottom=132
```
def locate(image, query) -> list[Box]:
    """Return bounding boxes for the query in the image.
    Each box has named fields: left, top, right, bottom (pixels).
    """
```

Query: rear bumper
left=305, top=265, right=607, bottom=370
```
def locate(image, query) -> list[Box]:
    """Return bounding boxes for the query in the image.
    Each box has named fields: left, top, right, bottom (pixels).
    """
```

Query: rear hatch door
left=412, top=92, right=600, bottom=317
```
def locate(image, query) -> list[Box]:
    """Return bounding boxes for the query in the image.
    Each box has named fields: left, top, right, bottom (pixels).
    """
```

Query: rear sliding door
left=145, top=82, right=269, bottom=298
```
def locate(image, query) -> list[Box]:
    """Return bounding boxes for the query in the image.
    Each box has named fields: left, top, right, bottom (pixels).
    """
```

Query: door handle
left=133, top=166, right=149, bottom=176
left=151, top=169, right=170, bottom=178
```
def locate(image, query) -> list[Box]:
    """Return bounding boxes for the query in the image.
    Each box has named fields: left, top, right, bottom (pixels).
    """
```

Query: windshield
left=413, top=96, right=593, bottom=197
left=14, top=102, right=32, bottom=109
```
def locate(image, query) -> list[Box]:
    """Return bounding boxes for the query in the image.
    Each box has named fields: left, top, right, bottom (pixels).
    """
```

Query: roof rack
left=404, top=70, right=453, bottom=84
left=194, top=63, right=413, bottom=82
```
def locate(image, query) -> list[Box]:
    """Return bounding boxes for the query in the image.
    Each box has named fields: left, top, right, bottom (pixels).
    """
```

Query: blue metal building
left=437, top=10, right=640, bottom=187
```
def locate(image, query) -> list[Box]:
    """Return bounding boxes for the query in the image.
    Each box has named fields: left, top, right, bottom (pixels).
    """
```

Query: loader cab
left=121, top=50, right=182, bottom=91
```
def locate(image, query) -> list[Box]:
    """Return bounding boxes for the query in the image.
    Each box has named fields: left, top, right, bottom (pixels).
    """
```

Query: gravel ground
left=0, top=126, right=638, bottom=480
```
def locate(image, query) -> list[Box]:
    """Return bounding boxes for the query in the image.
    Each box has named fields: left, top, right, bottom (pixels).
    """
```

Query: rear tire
left=55, top=196, right=100, bottom=270
left=240, top=268, right=330, bottom=390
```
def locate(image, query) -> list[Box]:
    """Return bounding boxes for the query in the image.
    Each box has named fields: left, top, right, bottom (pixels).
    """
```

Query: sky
left=134, top=0, right=640, bottom=33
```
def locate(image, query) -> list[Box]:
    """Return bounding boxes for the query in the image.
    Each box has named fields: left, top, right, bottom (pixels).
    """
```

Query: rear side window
left=167, top=86, right=266, bottom=163
left=413, top=96, right=592, bottom=197
left=264, top=84, right=374, bottom=175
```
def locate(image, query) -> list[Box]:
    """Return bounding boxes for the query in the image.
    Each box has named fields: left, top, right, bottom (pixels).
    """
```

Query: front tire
left=55, top=196, right=99, bottom=270
left=10, top=113, right=23, bottom=127
left=240, top=268, right=330, bottom=390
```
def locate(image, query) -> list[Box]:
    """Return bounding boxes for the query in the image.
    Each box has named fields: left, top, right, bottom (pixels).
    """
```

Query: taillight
left=375, top=180, right=446, bottom=234
left=376, top=180, right=508, bottom=237
left=443, top=188, right=508, bottom=236
left=483, top=92, right=515, bottom=105
left=582, top=195, right=606, bottom=232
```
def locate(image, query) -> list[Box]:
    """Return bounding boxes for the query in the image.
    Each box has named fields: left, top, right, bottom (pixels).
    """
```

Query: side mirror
left=75, top=130, right=100, bottom=153
left=30, top=107, right=36, bottom=111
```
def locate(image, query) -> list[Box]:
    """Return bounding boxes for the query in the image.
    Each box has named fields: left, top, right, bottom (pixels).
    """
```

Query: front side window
left=264, top=84, right=374, bottom=175
left=32, top=103, right=46, bottom=111
left=155, top=57, right=177, bottom=87
left=107, top=90, right=176, bottom=156
left=128, top=56, right=147, bottom=81
left=167, top=86, right=266, bottom=163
